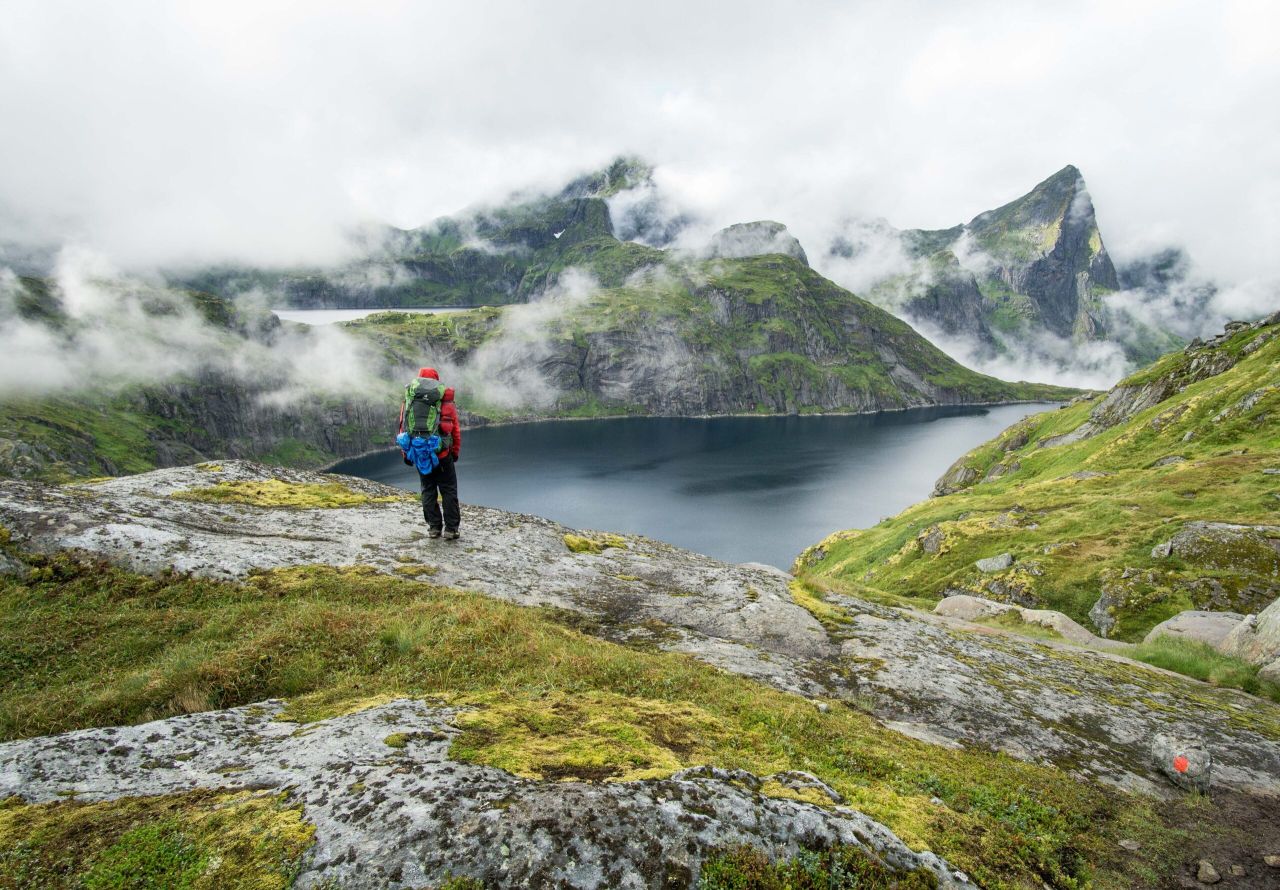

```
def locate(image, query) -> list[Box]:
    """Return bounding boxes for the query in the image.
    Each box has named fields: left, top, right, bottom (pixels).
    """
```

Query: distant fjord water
left=334, top=404, right=1054, bottom=569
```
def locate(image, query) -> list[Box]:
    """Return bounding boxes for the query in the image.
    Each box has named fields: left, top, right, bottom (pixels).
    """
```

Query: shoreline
left=319, top=398, right=1071, bottom=472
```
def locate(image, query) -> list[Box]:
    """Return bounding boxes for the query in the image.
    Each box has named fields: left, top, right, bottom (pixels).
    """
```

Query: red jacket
left=438, top=388, right=461, bottom=460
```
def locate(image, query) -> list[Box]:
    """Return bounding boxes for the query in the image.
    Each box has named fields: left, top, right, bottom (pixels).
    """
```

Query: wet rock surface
left=0, top=699, right=964, bottom=889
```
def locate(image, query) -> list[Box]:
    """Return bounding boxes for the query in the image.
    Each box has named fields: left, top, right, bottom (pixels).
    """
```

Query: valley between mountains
left=0, top=311, right=1277, bottom=888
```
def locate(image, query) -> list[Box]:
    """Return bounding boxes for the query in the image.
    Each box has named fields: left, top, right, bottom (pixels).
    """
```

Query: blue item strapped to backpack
left=396, top=432, right=442, bottom=475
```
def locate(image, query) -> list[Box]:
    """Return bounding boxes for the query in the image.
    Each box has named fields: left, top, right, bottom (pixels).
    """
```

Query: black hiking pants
left=419, top=456, right=460, bottom=531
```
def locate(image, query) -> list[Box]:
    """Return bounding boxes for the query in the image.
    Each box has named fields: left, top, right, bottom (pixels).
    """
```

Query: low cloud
left=0, top=249, right=389, bottom=406
left=449, top=268, right=601, bottom=410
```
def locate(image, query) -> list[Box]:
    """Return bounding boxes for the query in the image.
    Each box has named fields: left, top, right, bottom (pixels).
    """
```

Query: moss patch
left=451, top=691, right=727, bottom=782
left=698, top=844, right=937, bottom=889
left=0, top=789, right=313, bottom=889
left=170, top=479, right=404, bottom=509
left=563, top=533, right=628, bottom=554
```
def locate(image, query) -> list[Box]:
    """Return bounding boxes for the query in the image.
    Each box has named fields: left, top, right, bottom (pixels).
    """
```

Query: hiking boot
left=444, top=528, right=460, bottom=540
left=428, top=527, right=443, bottom=538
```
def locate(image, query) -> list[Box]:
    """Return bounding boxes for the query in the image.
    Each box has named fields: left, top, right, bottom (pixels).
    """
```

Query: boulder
left=1019, top=608, right=1116, bottom=647
left=1143, top=611, right=1246, bottom=648
left=1218, top=597, right=1280, bottom=666
left=934, top=595, right=1124, bottom=649
left=1166, top=522, right=1280, bottom=575
left=934, top=594, right=1014, bottom=622
left=1258, top=658, right=1280, bottom=686
left=976, top=553, right=1014, bottom=573
left=1090, top=592, right=1118, bottom=638
left=920, top=525, right=946, bottom=555
left=1151, top=734, right=1212, bottom=794
left=933, top=463, right=978, bottom=496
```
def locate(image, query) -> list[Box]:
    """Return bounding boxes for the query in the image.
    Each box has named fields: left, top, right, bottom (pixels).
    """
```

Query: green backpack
left=403, top=378, right=452, bottom=453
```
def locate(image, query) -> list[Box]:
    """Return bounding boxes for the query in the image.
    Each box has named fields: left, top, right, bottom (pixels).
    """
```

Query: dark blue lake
left=333, top=404, right=1052, bottom=569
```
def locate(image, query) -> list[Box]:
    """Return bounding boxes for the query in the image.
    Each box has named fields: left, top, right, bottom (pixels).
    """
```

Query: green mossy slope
left=0, top=553, right=1213, bottom=889
left=797, top=316, right=1280, bottom=642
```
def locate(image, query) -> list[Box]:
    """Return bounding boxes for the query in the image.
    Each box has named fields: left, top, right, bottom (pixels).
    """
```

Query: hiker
left=396, top=367, right=462, bottom=539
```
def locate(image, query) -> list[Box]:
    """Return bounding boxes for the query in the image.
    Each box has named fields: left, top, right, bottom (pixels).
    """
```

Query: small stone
left=814, top=701, right=830, bottom=714
left=1228, top=864, right=1245, bottom=876
left=1264, top=468, right=1280, bottom=475
left=1183, top=430, right=1195, bottom=442
left=1196, top=859, right=1220, bottom=884
left=1265, top=854, right=1280, bottom=867
left=1119, top=839, right=1140, bottom=851
left=1151, top=541, right=1173, bottom=559
left=975, top=553, right=1014, bottom=573
left=0, top=551, right=25, bottom=577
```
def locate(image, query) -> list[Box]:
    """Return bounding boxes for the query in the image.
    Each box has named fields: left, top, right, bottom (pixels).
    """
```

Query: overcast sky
left=1, top=0, right=1278, bottom=282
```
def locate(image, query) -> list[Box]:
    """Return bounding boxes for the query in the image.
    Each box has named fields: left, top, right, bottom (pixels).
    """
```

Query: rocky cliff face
left=348, top=253, right=1075, bottom=425
left=832, top=166, right=1182, bottom=367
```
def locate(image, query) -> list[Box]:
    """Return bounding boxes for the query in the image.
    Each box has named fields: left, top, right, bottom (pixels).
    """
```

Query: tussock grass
left=0, top=553, right=1208, bottom=888
left=1131, top=637, right=1280, bottom=702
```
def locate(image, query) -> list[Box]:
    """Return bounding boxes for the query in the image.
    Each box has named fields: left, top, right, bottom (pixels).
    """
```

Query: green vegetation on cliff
left=348, top=250, right=1077, bottom=423
left=797, top=315, right=1280, bottom=642
left=0, top=553, right=1212, bottom=888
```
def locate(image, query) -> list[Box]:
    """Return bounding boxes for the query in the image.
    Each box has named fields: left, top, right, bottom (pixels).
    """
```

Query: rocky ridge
left=0, top=462, right=1277, bottom=798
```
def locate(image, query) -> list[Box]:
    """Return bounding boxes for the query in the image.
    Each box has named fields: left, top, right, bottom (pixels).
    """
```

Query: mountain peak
left=706, top=220, right=809, bottom=266
left=966, top=164, right=1092, bottom=237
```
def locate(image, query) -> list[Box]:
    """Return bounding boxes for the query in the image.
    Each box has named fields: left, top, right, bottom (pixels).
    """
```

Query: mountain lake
left=271, top=307, right=473, bottom=324
left=334, top=403, right=1055, bottom=569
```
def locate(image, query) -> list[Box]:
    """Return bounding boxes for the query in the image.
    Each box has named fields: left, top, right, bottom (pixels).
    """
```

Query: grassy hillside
left=0, top=551, right=1221, bottom=889
left=796, top=314, right=1279, bottom=641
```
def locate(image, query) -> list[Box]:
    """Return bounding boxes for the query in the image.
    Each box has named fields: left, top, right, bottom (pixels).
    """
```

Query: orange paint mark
left=1173, top=755, right=1189, bottom=774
